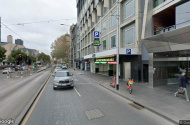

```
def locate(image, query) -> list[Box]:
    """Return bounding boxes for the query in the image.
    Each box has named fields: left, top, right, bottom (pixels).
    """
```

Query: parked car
left=3, top=68, right=13, bottom=74
left=62, top=65, right=67, bottom=69
left=53, top=71, right=74, bottom=90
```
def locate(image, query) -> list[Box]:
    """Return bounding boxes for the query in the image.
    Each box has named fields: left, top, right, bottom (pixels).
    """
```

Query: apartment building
left=70, top=24, right=78, bottom=69
left=142, top=0, right=190, bottom=87
left=76, top=0, right=148, bottom=82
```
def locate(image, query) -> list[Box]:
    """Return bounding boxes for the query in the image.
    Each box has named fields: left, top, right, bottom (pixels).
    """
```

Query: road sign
left=126, top=49, right=131, bottom=55
left=94, top=31, right=100, bottom=38
left=94, top=38, right=100, bottom=46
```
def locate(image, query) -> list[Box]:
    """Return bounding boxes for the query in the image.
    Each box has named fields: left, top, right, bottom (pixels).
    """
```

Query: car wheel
left=53, top=87, right=57, bottom=90
left=71, top=86, right=74, bottom=89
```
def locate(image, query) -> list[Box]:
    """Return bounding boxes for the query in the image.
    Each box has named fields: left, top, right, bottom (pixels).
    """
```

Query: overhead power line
left=1, top=22, right=40, bottom=50
left=7, top=18, right=76, bottom=26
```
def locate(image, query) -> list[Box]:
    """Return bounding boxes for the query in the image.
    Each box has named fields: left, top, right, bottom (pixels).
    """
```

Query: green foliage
left=51, top=34, right=70, bottom=63
left=29, top=55, right=36, bottom=63
left=10, top=49, right=27, bottom=62
left=7, top=55, right=15, bottom=63
left=38, top=52, right=50, bottom=64
left=0, top=45, right=7, bottom=62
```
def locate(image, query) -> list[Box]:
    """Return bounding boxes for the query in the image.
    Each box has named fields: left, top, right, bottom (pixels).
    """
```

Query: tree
left=0, top=45, right=6, bottom=62
left=7, top=55, right=15, bottom=63
left=51, top=34, right=70, bottom=63
left=29, top=55, right=36, bottom=63
left=10, top=49, right=27, bottom=63
left=38, top=52, right=50, bottom=64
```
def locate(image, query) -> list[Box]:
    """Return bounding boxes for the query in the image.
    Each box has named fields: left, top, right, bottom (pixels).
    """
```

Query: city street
left=25, top=70, right=174, bottom=125
left=0, top=68, right=51, bottom=124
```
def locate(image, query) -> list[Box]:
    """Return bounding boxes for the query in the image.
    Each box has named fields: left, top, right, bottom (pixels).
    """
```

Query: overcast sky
left=0, top=0, right=77, bottom=55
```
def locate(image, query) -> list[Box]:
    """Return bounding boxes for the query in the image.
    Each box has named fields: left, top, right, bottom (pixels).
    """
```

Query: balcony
left=154, top=25, right=176, bottom=35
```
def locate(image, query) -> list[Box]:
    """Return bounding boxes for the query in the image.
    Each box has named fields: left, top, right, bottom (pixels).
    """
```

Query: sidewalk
left=73, top=69, right=190, bottom=124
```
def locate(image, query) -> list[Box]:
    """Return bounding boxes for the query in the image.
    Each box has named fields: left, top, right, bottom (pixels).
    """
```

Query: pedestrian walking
left=174, top=72, right=189, bottom=101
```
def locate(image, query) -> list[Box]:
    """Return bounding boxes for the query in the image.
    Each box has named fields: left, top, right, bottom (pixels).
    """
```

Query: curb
left=15, top=67, right=53, bottom=125
left=99, top=84, right=178, bottom=125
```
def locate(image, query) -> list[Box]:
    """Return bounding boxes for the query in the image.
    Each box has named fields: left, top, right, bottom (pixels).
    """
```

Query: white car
left=62, top=66, right=67, bottom=69
left=3, top=68, right=13, bottom=74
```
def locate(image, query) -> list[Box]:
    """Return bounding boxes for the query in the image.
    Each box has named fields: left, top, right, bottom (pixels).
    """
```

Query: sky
left=0, top=0, right=77, bottom=55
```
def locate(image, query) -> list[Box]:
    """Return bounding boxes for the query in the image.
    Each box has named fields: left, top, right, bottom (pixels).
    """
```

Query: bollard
left=7, top=72, right=10, bottom=79
left=21, top=71, right=23, bottom=79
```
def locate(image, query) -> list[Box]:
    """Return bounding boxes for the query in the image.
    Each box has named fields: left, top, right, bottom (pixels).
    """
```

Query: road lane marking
left=74, top=87, right=81, bottom=97
left=21, top=75, right=51, bottom=125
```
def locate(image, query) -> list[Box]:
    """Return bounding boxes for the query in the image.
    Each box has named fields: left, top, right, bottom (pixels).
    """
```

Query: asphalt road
left=25, top=70, right=174, bottom=125
left=0, top=68, right=52, bottom=124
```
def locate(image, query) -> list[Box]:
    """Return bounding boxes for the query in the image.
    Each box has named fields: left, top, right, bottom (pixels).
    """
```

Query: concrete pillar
left=85, top=62, right=87, bottom=71
left=149, top=53, right=154, bottom=88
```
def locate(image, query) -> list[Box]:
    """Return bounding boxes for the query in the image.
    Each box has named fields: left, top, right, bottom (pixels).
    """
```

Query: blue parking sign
left=94, top=31, right=100, bottom=38
left=126, top=49, right=131, bottom=55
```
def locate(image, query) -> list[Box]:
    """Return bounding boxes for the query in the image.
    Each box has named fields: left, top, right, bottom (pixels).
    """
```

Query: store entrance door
left=124, top=62, right=131, bottom=80
left=143, top=64, right=149, bottom=82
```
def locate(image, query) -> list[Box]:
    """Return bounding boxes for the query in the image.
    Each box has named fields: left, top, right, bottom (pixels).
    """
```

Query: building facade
left=76, top=0, right=148, bottom=82
left=142, top=0, right=190, bottom=87
left=15, top=39, right=24, bottom=46
left=70, top=24, right=78, bottom=69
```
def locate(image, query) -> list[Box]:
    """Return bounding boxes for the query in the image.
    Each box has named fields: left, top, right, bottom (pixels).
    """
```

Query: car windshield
left=55, top=72, right=70, bottom=77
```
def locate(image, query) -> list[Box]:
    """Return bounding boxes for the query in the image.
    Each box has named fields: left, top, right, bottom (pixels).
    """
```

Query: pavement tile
left=71, top=69, right=190, bottom=123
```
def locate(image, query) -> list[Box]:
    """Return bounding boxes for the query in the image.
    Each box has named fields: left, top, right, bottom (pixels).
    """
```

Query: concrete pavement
left=76, top=69, right=190, bottom=124
left=25, top=69, right=174, bottom=125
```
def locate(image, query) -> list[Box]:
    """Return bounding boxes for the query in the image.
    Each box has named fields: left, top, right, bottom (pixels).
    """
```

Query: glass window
left=103, top=7, right=107, bottom=15
left=111, top=11, right=117, bottom=27
left=97, top=46, right=99, bottom=52
left=102, top=20, right=107, bottom=31
left=125, top=27, right=135, bottom=45
left=125, top=0, right=135, bottom=19
left=111, top=0, right=117, bottom=6
left=111, top=35, right=116, bottom=48
left=88, top=33, right=91, bottom=44
left=55, top=72, right=70, bottom=77
left=103, top=40, right=106, bottom=50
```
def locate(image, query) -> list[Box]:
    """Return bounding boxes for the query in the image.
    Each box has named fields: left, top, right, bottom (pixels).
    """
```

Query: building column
left=108, top=64, right=113, bottom=76
left=95, top=64, right=99, bottom=73
left=85, top=62, right=87, bottom=71
left=149, top=53, right=154, bottom=88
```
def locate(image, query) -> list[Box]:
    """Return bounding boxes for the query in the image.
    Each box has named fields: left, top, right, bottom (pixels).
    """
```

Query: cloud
left=0, top=0, right=77, bottom=55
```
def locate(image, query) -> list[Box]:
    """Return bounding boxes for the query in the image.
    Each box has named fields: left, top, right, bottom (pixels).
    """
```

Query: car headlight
left=70, top=78, right=74, bottom=82
left=54, top=80, right=59, bottom=83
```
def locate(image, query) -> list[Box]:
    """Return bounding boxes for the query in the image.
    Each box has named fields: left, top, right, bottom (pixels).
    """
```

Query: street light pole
left=116, top=0, right=120, bottom=90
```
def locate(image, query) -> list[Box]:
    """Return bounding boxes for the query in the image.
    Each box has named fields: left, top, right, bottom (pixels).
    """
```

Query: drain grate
left=129, top=102, right=144, bottom=110
left=85, top=109, right=104, bottom=120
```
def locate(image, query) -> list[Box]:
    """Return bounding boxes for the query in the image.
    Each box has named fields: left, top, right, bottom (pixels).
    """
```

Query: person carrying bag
left=174, top=72, right=189, bottom=101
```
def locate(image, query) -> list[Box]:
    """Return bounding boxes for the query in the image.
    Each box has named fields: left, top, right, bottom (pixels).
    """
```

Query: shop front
left=94, top=56, right=116, bottom=76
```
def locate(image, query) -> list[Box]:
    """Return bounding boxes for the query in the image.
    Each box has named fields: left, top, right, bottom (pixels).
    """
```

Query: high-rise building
left=15, top=39, right=24, bottom=46
left=142, top=0, right=190, bottom=87
left=76, top=0, right=148, bottom=82
left=0, top=17, right=1, bottom=43
left=7, top=35, right=13, bottom=43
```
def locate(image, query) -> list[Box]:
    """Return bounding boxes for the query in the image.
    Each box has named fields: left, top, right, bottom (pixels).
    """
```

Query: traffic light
left=19, top=55, right=22, bottom=61
left=16, top=60, right=19, bottom=65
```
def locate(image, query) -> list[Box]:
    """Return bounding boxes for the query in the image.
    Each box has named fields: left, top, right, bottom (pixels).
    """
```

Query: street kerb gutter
left=98, top=84, right=178, bottom=125
left=15, top=67, right=54, bottom=125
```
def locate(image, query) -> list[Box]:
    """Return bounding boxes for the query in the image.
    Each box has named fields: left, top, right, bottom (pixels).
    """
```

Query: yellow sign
left=96, top=58, right=114, bottom=62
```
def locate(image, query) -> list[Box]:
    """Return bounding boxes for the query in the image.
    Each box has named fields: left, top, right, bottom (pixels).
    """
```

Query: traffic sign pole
left=116, top=0, right=120, bottom=90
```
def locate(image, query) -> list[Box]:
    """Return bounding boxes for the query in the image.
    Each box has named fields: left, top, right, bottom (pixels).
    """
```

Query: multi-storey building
left=70, top=24, right=78, bottom=69
left=142, top=0, right=190, bottom=87
left=76, top=0, right=148, bottom=82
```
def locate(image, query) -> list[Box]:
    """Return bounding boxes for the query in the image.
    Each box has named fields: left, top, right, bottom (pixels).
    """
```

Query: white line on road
left=74, top=87, right=81, bottom=97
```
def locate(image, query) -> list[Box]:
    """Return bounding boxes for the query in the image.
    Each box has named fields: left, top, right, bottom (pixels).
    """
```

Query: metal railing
left=154, top=25, right=176, bottom=35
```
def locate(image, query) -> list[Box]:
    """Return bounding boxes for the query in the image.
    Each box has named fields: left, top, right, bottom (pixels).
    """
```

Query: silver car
left=53, top=71, right=74, bottom=90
